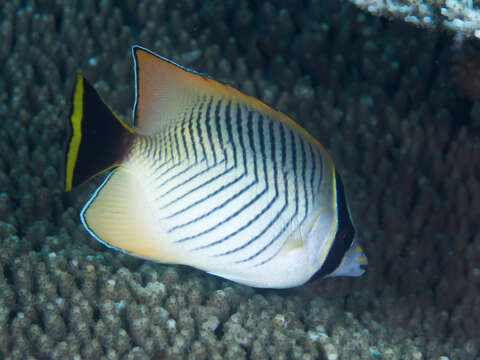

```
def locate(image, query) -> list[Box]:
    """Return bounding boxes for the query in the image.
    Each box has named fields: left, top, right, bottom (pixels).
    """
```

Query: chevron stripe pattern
left=127, top=94, right=328, bottom=267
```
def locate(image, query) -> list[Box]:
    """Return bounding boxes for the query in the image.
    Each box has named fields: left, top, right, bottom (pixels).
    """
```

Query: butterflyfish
left=64, top=45, right=367, bottom=288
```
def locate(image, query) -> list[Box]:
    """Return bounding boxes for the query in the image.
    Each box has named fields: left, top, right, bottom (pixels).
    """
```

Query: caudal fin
left=65, top=75, right=134, bottom=191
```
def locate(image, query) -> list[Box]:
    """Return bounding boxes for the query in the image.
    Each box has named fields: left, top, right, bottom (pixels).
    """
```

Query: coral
left=1, top=0, right=479, bottom=359
left=442, top=0, right=480, bottom=39
left=451, top=41, right=480, bottom=101
left=348, top=0, right=480, bottom=41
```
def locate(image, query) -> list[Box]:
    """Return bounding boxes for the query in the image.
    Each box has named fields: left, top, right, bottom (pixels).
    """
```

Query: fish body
left=65, top=45, right=367, bottom=288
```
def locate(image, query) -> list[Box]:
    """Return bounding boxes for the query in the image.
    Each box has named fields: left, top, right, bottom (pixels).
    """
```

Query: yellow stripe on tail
left=65, top=75, right=84, bottom=191
left=64, top=75, right=134, bottom=191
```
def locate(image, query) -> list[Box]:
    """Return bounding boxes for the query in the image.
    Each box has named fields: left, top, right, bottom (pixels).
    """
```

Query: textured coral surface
left=1, top=0, right=479, bottom=359
left=349, top=0, right=480, bottom=41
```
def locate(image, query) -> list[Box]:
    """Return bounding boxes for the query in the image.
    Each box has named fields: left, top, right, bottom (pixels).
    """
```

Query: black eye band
left=308, top=171, right=356, bottom=282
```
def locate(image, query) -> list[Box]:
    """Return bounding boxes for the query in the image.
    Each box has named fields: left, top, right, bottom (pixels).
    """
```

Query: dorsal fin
left=131, top=45, right=320, bottom=146
left=132, top=45, right=232, bottom=133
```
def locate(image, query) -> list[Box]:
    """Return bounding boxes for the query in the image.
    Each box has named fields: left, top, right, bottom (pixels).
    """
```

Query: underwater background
left=1, top=0, right=479, bottom=359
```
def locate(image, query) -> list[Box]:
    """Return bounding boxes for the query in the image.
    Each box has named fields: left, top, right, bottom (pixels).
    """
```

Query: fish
left=64, top=45, right=367, bottom=288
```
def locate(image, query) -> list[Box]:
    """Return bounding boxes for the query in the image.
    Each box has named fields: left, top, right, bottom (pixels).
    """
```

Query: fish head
left=322, top=233, right=367, bottom=278
left=306, top=171, right=367, bottom=282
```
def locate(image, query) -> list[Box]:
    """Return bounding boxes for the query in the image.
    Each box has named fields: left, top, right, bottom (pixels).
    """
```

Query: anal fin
left=81, top=167, right=178, bottom=263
